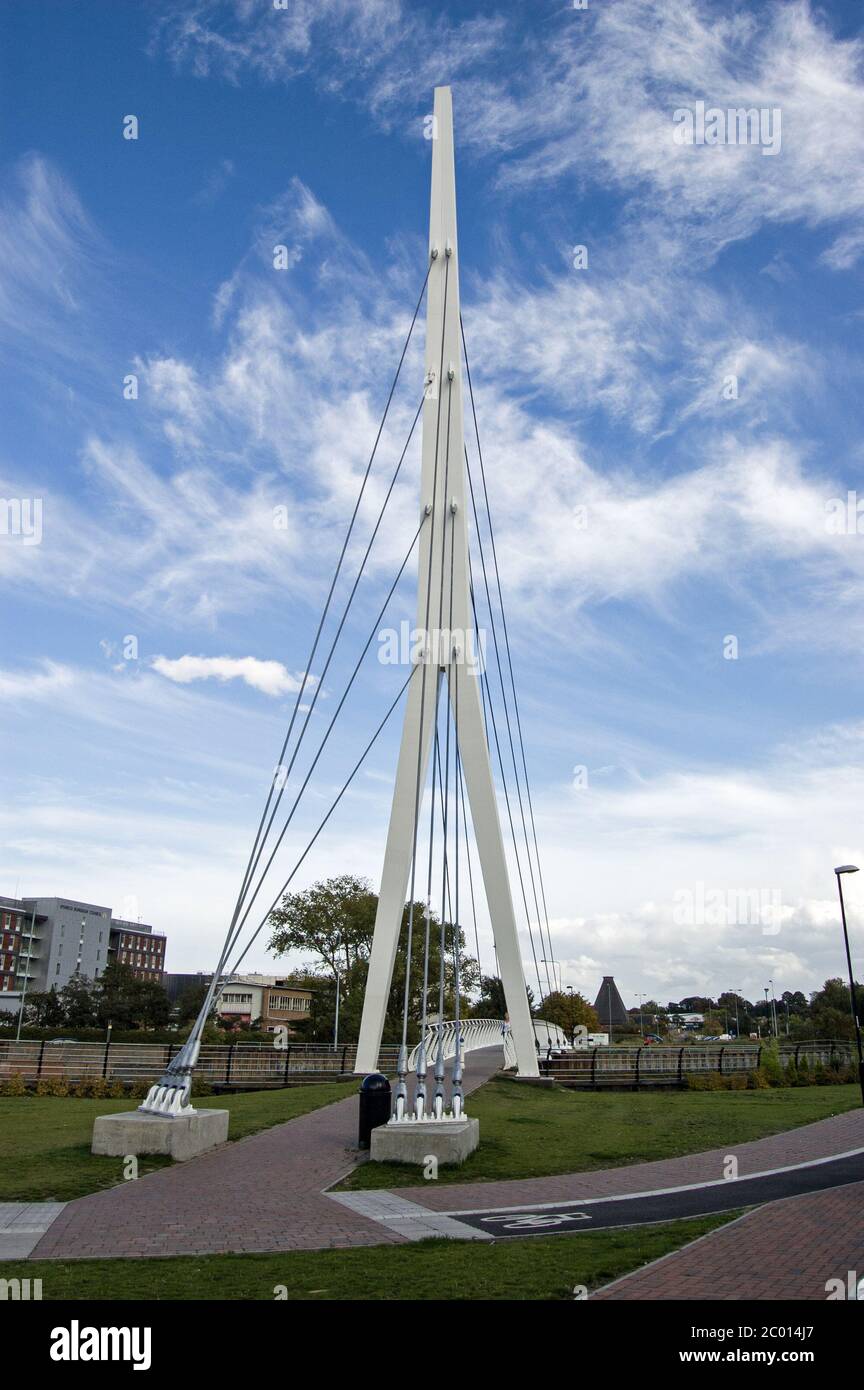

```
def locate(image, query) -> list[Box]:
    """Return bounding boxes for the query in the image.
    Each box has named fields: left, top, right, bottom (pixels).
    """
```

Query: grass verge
left=338, top=1078, right=861, bottom=1189
left=0, top=1213, right=735, bottom=1300
left=0, top=1082, right=354, bottom=1202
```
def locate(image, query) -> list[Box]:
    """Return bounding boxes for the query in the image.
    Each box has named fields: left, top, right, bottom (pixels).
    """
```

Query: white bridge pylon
left=354, top=86, right=540, bottom=1083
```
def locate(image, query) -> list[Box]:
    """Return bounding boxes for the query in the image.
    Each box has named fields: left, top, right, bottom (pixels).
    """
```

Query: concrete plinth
left=370, top=1117, right=479, bottom=1166
left=91, top=1109, right=229, bottom=1162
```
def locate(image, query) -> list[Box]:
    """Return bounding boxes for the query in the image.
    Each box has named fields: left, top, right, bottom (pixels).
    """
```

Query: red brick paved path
left=30, top=1049, right=504, bottom=1261
left=592, top=1179, right=864, bottom=1301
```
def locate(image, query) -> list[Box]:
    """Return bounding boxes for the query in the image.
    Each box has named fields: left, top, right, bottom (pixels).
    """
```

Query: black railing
left=540, top=1041, right=855, bottom=1088
left=0, top=1039, right=401, bottom=1087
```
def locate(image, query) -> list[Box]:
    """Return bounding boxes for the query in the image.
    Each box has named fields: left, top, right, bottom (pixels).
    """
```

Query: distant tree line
left=628, top=982, right=863, bottom=1041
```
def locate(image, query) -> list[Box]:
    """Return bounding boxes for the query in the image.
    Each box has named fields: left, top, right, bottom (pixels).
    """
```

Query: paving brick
left=30, top=1048, right=503, bottom=1262
left=592, top=1181, right=864, bottom=1300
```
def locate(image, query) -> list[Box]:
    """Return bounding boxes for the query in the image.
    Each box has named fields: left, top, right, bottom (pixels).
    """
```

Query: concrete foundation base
left=370, top=1116, right=479, bottom=1166
left=91, top=1109, right=229, bottom=1162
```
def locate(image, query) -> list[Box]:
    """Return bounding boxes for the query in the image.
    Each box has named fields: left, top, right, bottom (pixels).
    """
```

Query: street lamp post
left=768, top=979, right=779, bottom=1038
left=834, top=865, right=864, bottom=1106
left=728, top=989, right=741, bottom=1039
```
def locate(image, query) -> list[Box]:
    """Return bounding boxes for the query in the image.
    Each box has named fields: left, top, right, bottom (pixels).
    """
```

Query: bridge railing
left=407, top=1017, right=570, bottom=1071
left=0, top=1039, right=401, bottom=1088
left=540, top=1041, right=855, bottom=1088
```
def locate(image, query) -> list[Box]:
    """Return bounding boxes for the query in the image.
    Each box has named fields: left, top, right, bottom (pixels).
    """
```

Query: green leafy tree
left=133, top=979, right=171, bottom=1029
left=539, top=989, right=600, bottom=1042
left=268, top=876, right=479, bottom=1043
left=57, top=974, right=98, bottom=1029
left=473, top=975, right=507, bottom=1017
left=24, top=986, right=64, bottom=1028
left=809, top=977, right=862, bottom=1041
left=95, top=962, right=141, bottom=1029
left=176, top=981, right=211, bottom=1023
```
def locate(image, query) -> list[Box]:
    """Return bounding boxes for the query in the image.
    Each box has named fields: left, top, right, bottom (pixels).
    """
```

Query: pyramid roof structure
left=593, top=975, right=629, bottom=1028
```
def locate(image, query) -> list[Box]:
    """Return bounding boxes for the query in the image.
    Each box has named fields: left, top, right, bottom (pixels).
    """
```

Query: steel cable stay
left=232, top=393, right=425, bottom=928
left=394, top=250, right=452, bottom=1120
left=465, top=552, right=552, bottom=1050
left=209, top=515, right=428, bottom=977
left=430, top=317, right=459, bottom=1120
left=462, top=314, right=559, bottom=994
left=219, top=419, right=427, bottom=957
left=222, top=667, right=419, bottom=981
left=465, top=446, right=553, bottom=1003
left=195, top=409, right=427, bottom=1016
left=457, top=757, right=483, bottom=983
left=233, top=260, right=432, bottom=924
left=139, top=260, right=433, bottom=1115
left=141, top=515, right=425, bottom=1116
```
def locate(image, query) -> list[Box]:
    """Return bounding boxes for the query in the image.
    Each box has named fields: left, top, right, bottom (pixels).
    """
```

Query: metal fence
left=540, top=1041, right=855, bottom=1088
left=0, top=1039, right=401, bottom=1088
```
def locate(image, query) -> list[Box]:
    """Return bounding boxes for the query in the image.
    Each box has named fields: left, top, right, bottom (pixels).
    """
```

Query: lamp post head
left=835, top=865, right=859, bottom=875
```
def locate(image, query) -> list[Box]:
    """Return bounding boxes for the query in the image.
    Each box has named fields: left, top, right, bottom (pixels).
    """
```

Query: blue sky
left=2, top=0, right=864, bottom=1011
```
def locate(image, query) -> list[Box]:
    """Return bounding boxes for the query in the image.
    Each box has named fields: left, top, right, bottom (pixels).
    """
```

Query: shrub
left=72, top=1077, right=114, bottom=1098
left=129, top=1080, right=152, bottom=1099
left=746, top=1067, right=770, bottom=1089
left=0, top=1072, right=29, bottom=1097
left=760, top=1042, right=784, bottom=1087
left=797, top=1055, right=810, bottom=1085
left=686, top=1072, right=725, bottom=1090
left=727, top=1073, right=748, bottom=1091
left=191, top=1079, right=213, bottom=1097
left=35, top=1076, right=70, bottom=1097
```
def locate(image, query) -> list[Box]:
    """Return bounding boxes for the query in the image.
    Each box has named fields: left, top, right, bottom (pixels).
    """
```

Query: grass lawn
left=338, top=1078, right=861, bottom=1189
left=0, top=1213, right=735, bottom=1300
left=0, top=1081, right=354, bottom=1202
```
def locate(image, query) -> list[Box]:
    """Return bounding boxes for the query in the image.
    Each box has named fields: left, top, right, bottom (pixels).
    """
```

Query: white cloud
left=0, top=661, right=76, bottom=702
left=151, top=653, right=308, bottom=697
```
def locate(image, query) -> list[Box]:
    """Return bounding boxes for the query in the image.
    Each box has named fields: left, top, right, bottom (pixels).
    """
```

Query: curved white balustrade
left=407, top=1017, right=569, bottom=1072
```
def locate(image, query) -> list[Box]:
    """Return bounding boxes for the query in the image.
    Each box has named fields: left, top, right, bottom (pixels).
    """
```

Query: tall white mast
left=355, top=86, right=539, bottom=1081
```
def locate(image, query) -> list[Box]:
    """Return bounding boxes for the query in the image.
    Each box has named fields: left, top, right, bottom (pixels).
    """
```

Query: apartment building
left=0, top=894, right=167, bottom=1017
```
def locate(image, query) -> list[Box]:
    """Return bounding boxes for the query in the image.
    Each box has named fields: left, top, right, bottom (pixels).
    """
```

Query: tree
left=58, top=974, right=98, bottom=1029
left=268, top=876, right=479, bottom=1043
left=539, top=990, right=600, bottom=1043
left=176, top=981, right=211, bottom=1023
left=268, top=876, right=378, bottom=979
left=473, top=975, right=507, bottom=1018
left=24, top=986, right=64, bottom=1028
left=95, top=963, right=141, bottom=1029
left=133, top=980, right=171, bottom=1029
left=810, top=977, right=863, bottom=1041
